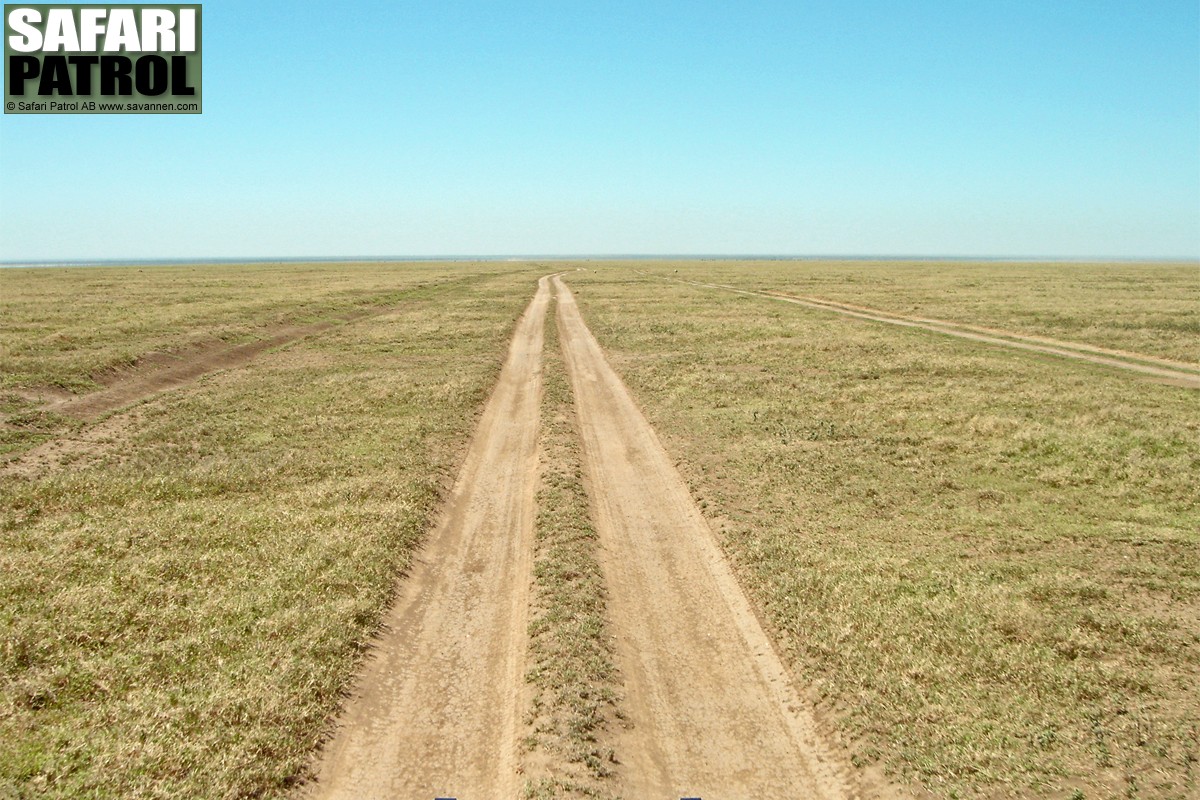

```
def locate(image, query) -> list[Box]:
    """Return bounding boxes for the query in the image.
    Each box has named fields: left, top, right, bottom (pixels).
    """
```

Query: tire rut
left=302, top=274, right=855, bottom=798
left=302, top=277, right=552, bottom=799
left=553, top=276, right=855, bottom=798
left=660, top=275, right=1200, bottom=388
left=48, top=313, right=375, bottom=422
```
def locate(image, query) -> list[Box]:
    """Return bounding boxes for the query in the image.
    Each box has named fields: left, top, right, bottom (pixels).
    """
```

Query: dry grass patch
left=522, top=299, right=622, bottom=800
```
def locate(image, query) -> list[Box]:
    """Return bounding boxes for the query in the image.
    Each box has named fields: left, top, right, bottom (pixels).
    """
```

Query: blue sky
left=1, top=0, right=1197, bottom=260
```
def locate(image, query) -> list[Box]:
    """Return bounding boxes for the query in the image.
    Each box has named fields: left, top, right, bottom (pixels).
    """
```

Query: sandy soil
left=554, top=276, right=855, bottom=798
left=1, top=408, right=147, bottom=478
left=301, top=277, right=552, bottom=799
left=671, top=277, right=1200, bottom=388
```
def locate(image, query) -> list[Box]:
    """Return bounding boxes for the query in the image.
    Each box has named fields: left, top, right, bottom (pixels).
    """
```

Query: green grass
left=523, top=300, right=622, bottom=800
left=0, top=265, right=539, bottom=798
left=634, top=260, right=1200, bottom=364
left=0, top=261, right=529, bottom=456
left=5, top=258, right=1196, bottom=798
left=0, top=261, right=523, bottom=392
left=566, top=263, right=1199, bottom=799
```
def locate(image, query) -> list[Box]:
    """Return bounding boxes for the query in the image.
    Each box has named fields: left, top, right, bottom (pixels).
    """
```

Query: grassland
left=4, top=258, right=1196, bottom=799
left=636, top=260, right=1199, bottom=364
left=0, top=262, right=519, bottom=392
left=522, top=300, right=621, bottom=799
left=0, top=262, right=524, bottom=455
left=566, top=262, right=1199, bottom=799
left=0, top=263, right=539, bottom=798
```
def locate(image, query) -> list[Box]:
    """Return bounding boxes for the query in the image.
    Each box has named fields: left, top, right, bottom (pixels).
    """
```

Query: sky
left=1, top=0, right=1197, bottom=261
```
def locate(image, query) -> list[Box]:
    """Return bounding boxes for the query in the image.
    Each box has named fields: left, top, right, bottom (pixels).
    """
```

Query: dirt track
left=301, top=275, right=853, bottom=798
left=49, top=314, right=375, bottom=421
left=666, top=277, right=1200, bottom=388
left=3, top=313, right=383, bottom=477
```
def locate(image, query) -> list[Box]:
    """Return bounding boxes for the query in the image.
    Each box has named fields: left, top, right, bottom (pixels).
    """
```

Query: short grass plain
left=567, top=261, right=1199, bottom=799
left=1, top=259, right=1197, bottom=799
left=1, top=262, right=542, bottom=797
left=643, top=260, right=1199, bottom=363
left=0, top=261, right=528, bottom=455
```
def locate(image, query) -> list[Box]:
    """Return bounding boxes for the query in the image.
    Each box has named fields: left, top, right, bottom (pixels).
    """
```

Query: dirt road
left=303, top=277, right=551, bottom=799
left=554, top=277, right=852, bottom=798
left=302, top=274, right=853, bottom=798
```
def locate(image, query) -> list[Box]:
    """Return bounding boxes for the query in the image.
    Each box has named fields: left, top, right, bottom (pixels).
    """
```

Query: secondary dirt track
left=662, top=276, right=1200, bottom=388
left=48, top=314, right=376, bottom=422
left=301, top=275, right=854, bottom=798
left=303, top=277, right=551, bottom=799
left=4, top=312, right=383, bottom=477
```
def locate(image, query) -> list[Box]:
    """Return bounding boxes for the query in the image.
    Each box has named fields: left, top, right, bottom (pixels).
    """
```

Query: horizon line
left=3, top=253, right=1199, bottom=268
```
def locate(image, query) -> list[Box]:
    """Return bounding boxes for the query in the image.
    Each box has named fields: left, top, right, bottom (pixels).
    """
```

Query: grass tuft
left=521, top=298, right=622, bottom=799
